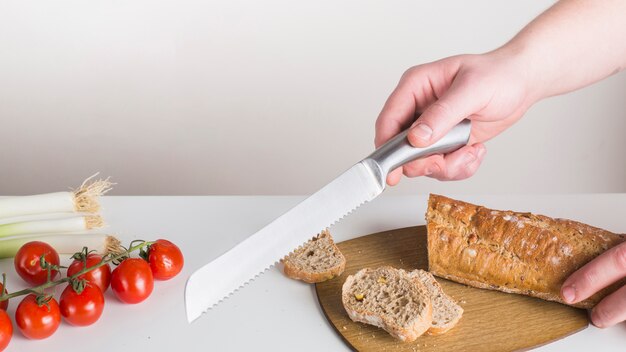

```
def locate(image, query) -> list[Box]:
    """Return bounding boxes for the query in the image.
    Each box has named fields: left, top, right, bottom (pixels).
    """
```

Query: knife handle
left=367, top=119, right=471, bottom=178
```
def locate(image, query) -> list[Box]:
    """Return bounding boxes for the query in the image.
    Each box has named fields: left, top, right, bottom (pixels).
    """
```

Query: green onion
left=0, top=174, right=113, bottom=220
left=0, top=234, right=122, bottom=259
left=0, top=215, right=104, bottom=238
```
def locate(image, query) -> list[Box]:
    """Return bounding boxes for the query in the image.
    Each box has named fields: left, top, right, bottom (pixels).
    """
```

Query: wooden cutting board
left=315, top=226, right=589, bottom=352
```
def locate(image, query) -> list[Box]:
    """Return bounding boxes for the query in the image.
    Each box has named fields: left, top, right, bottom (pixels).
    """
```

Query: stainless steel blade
left=185, top=120, right=471, bottom=323
left=185, top=161, right=385, bottom=322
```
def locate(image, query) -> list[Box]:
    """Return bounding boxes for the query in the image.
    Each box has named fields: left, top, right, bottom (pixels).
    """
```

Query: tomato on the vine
left=67, top=253, right=111, bottom=293
left=15, top=294, right=61, bottom=340
left=60, top=283, right=105, bottom=326
left=14, top=241, right=60, bottom=285
left=145, top=239, right=184, bottom=280
left=0, top=309, right=11, bottom=351
left=111, top=258, right=154, bottom=304
left=0, top=283, right=7, bottom=311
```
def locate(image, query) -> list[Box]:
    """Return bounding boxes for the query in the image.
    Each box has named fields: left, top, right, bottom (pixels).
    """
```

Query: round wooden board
left=315, top=226, right=589, bottom=352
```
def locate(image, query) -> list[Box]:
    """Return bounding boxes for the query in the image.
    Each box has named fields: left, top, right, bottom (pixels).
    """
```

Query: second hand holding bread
left=427, top=194, right=626, bottom=308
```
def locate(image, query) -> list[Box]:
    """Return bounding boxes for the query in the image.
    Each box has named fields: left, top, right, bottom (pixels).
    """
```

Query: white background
left=1, top=0, right=625, bottom=196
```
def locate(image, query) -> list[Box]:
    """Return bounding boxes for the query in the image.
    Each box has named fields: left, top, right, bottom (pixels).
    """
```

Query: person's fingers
left=401, top=143, right=486, bottom=180
left=401, top=155, right=445, bottom=178
left=590, top=284, right=626, bottom=328
left=374, top=78, right=418, bottom=148
left=561, top=241, right=626, bottom=304
left=386, top=168, right=403, bottom=186
left=407, top=74, right=486, bottom=148
left=433, top=143, right=486, bottom=180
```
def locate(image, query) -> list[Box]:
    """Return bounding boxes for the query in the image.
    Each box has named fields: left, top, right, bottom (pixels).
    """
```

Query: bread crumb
left=342, top=326, right=347, bottom=330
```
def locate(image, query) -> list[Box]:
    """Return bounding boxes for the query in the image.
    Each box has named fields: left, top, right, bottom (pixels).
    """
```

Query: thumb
left=407, top=77, right=483, bottom=147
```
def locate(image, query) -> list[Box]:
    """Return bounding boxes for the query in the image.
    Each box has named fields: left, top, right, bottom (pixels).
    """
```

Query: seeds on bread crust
left=426, top=193, right=626, bottom=308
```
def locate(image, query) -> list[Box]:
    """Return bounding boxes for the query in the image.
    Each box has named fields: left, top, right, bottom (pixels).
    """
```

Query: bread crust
left=283, top=259, right=345, bottom=284
left=426, top=194, right=626, bottom=309
left=426, top=320, right=460, bottom=336
left=282, top=230, right=346, bottom=284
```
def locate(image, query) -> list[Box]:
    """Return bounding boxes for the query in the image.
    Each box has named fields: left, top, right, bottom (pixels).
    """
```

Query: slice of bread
left=408, top=269, right=463, bottom=335
left=341, top=267, right=433, bottom=342
left=282, top=229, right=346, bottom=283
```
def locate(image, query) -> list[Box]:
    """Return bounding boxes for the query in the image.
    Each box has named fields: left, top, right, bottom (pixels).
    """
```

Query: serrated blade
left=184, top=120, right=472, bottom=323
left=185, top=160, right=385, bottom=323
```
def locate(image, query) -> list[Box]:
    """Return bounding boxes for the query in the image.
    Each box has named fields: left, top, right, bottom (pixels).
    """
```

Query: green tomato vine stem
left=0, top=240, right=154, bottom=303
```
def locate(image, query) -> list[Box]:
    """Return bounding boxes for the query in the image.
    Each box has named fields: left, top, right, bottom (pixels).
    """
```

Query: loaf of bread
left=282, top=229, right=346, bottom=283
left=426, top=194, right=626, bottom=309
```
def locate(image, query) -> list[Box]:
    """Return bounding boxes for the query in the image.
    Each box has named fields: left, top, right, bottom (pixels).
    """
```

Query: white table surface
left=1, top=194, right=625, bottom=351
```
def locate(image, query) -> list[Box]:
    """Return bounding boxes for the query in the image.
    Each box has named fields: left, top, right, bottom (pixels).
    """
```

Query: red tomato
left=14, top=241, right=60, bottom=285
left=0, top=309, right=11, bottom=351
left=111, top=258, right=154, bottom=304
left=147, top=239, right=184, bottom=280
left=60, top=284, right=105, bottom=326
left=67, top=254, right=111, bottom=293
left=15, top=294, right=61, bottom=340
left=0, top=283, right=7, bottom=311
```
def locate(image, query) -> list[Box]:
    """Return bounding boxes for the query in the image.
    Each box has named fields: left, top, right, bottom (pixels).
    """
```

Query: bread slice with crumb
left=408, top=269, right=463, bottom=335
left=341, top=267, right=433, bottom=342
left=282, top=229, right=346, bottom=283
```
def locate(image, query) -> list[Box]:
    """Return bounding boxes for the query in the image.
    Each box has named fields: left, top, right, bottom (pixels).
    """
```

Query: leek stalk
left=0, top=174, right=113, bottom=219
left=0, top=215, right=103, bottom=239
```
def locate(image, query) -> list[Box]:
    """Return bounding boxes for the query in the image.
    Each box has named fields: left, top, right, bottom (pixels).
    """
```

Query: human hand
left=375, top=50, right=536, bottom=185
left=561, top=241, right=626, bottom=327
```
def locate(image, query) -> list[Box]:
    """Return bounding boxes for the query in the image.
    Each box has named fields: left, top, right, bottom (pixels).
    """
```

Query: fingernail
left=477, top=146, right=486, bottom=158
left=412, top=123, right=433, bottom=141
left=591, top=310, right=605, bottom=328
left=562, top=285, right=576, bottom=303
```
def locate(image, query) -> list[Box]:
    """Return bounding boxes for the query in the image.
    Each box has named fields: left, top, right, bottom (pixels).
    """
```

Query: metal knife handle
left=367, top=119, right=471, bottom=178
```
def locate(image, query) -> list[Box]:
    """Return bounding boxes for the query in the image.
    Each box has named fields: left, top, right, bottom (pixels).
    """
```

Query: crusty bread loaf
left=282, top=229, right=346, bottom=283
left=426, top=194, right=626, bottom=309
left=408, top=269, right=463, bottom=335
left=341, top=267, right=433, bottom=342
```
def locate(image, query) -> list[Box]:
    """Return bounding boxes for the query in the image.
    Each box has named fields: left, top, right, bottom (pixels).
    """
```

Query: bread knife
left=185, top=119, right=472, bottom=323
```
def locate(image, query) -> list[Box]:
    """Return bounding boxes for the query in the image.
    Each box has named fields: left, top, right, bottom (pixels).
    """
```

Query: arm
left=375, top=0, right=626, bottom=185
left=375, top=0, right=626, bottom=328
left=506, top=0, right=626, bottom=102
